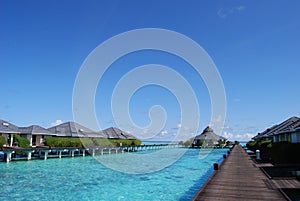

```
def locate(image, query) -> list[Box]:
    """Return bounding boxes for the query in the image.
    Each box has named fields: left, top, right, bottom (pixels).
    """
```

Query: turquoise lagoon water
left=0, top=148, right=227, bottom=201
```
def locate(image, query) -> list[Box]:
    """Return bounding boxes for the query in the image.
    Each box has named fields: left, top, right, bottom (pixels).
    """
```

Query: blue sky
left=1, top=0, right=300, bottom=141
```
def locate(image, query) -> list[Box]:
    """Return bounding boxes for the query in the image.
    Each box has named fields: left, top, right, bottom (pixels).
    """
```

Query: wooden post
left=71, top=150, right=75, bottom=157
left=26, top=151, right=32, bottom=160
left=44, top=150, right=49, bottom=160
left=213, top=163, right=219, bottom=170
left=6, top=152, right=11, bottom=162
left=3, top=150, right=14, bottom=163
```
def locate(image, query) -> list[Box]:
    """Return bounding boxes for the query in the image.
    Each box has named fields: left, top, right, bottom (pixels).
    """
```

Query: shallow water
left=0, top=148, right=227, bottom=201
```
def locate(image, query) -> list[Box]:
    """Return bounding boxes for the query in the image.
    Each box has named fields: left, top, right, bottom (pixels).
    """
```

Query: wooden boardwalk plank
left=193, top=145, right=285, bottom=201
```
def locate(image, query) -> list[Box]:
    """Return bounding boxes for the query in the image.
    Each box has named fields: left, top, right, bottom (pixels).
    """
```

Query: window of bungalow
left=273, top=135, right=278, bottom=143
left=291, top=133, right=300, bottom=143
left=280, top=134, right=285, bottom=141
left=287, top=134, right=291, bottom=142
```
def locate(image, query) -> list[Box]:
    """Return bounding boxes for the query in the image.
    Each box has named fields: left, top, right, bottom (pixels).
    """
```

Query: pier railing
left=0, top=143, right=182, bottom=163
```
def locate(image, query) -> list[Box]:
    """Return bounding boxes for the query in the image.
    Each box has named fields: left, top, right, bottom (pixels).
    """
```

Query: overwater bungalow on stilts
left=0, top=119, right=182, bottom=162
left=192, top=126, right=227, bottom=148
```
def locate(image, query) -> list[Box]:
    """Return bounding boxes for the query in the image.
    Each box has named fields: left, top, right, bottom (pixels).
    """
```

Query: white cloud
left=235, top=133, right=255, bottom=141
left=223, top=131, right=234, bottom=139
left=160, top=130, right=168, bottom=136
left=140, top=128, right=153, bottom=138
left=175, top=123, right=198, bottom=134
left=211, top=115, right=223, bottom=124
left=210, top=115, right=226, bottom=133
left=217, top=8, right=227, bottom=18
left=51, top=120, right=63, bottom=127
left=236, top=6, right=245, bottom=11
left=217, top=6, right=245, bottom=18
left=223, top=131, right=255, bottom=141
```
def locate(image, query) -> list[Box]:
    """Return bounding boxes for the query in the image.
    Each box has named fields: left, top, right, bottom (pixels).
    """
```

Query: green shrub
left=132, top=139, right=141, bottom=146
left=246, top=140, right=272, bottom=153
left=80, top=138, right=94, bottom=147
left=92, top=138, right=112, bottom=147
left=13, top=135, right=30, bottom=148
left=246, top=140, right=300, bottom=163
left=44, top=137, right=142, bottom=148
left=181, top=139, right=193, bottom=147
left=218, top=139, right=226, bottom=147
left=105, top=139, right=141, bottom=147
left=246, top=141, right=258, bottom=152
left=196, top=140, right=204, bottom=146
left=44, top=137, right=59, bottom=147
left=0, top=136, right=6, bottom=147
left=45, top=137, right=82, bottom=147
left=226, top=141, right=233, bottom=146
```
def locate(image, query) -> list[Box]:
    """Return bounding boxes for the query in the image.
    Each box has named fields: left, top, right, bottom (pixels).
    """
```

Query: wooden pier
left=193, top=145, right=285, bottom=201
left=0, top=143, right=182, bottom=162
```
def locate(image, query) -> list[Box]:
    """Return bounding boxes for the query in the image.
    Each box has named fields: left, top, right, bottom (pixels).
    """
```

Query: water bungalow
left=252, top=116, right=300, bottom=143
left=1, top=119, right=184, bottom=162
left=0, top=120, right=20, bottom=146
left=18, top=125, right=56, bottom=146
left=0, top=119, right=184, bottom=163
left=48, top=121, right=137, bottom=139
left=193, top=126, right=226, bottom=147
left=0, top=119, right=138, bottom=147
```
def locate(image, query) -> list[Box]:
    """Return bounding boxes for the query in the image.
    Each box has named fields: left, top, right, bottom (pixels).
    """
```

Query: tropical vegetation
left=246, top=139, right=300, bottom=163
left=44, top=137, right=141, bottom=148
left=13, top=134, right=30, bottom=148
left=179, top=139, right=232, bottom=148
left=0, top=136, right=6, bottom=147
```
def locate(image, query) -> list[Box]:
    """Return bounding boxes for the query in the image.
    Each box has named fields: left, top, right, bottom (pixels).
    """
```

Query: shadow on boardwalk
left=193, top=145, right=285, bottom=201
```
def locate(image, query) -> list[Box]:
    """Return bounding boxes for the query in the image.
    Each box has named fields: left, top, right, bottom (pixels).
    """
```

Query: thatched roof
left=194, top=126, right=226, bottom=141
left=0, top=119, right=20, bottom=134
